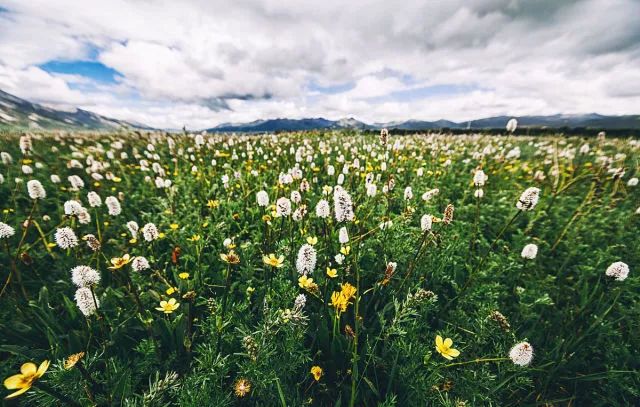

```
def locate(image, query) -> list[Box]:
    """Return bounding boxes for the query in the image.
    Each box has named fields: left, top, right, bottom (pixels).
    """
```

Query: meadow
left=0, top=129, right=638, bottom=406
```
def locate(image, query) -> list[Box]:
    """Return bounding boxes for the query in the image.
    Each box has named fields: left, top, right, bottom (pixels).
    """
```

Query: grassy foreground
left=0, top=130, right=638, bottom=406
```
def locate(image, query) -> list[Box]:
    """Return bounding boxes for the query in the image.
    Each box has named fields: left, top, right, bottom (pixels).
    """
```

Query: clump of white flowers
left=142, top=223, right=159, bottom=242
left=420, top=215, right=432, bottom=232
left=71, top=265, right=101, bottom=288
left=296, top=244, right=317, bottom=275
left=315, top=199, right=330, bottom=218
left=105, top=196, right=122, bottom=216
left=75, top=287, right=99, bottom=317
left=276, top=197, right=292, bottom=217
left=27, top=180, right=46, bottom=199
left=516, top=187, right=541, bottom=211
left=0, top=222, right=15, bottom=239
left=521, top=244, right=538, bottom=259
left=509, top=341, right=534, bottom=366
left=55, top=227, right=79, bottom=249
left=605, top=261, right=629, bottom=281
left=256, top=190, right=269, bottom=207
left=87, top=191, right=102, bottom=207
left=131, top=256, right=150, bottom=271
left=333, top=186, right=354, bottom=222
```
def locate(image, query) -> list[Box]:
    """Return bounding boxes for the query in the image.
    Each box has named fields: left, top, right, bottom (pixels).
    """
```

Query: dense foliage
left=0, top=130, right=638, bottom=406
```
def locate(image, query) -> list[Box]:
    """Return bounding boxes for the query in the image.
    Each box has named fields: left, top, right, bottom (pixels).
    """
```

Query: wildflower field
left=0, top=129, right=638, bottom=406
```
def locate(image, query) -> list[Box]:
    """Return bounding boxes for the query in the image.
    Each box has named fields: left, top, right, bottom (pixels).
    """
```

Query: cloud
left=0, top=0, right=638, bottom=128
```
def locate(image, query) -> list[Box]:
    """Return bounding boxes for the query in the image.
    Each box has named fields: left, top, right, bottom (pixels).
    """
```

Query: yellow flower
left=178, top=272, right=190, bottom=280
left=263, top=253, right=285, bottom=268
left=155, top=298, right=180, bottom=314
left=298, top=275, right=314, bottom=289
left=188, top=234, right=201, bottom=241
left=326, top=267, right=338, bottom=278
left=220, top=251, right=240, bottom=264
left=129, top=238, right=137, bottom=244
left=3, top=360, right=50, bottom=399
left=340, top=282, right=357, bottom=300
left=262, top=214, right=272, bottom=223
left=169, top=223, right=179, bottom=230
left=108, top=254, right=131, bottom=269
left=310, top=366, right=323, bottom=381
left=234, top=378, right=251, bottom=397
left=340, top=246, right=351, bottom=255
left=166, top=286, right=178, bottom=295
left=306, top=236, right=318, bottom=245
left=330, top=291, right=348, bottom=313
left=63, top=352, right=85, bottom=370
left=435, top=335, right=460, bottom=360
left=207, top=199, right=220, bottom=209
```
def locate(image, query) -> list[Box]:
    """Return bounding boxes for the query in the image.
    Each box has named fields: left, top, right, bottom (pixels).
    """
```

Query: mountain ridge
left=0, top=89, right=152, bottom=131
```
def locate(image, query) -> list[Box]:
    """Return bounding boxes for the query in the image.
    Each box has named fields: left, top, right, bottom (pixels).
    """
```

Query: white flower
left=421, top=188, right=439, bottom=201
left=333, top=186, right=354, bottom=222
left=334, top=253, right=345, bottom=265
left=291, top=190, right=301, bottom=204
left=628, top=177, right=638, bottom=187
left=64, top=200, right=83, bottom=216
left=516, top=187, right=540, bottom=211
left=605, top=261, right=629, bottom=281
left=68, top=175, right=85, bottom=190
left=55, top=227, right=79, bottom=249
left=404, top=186, right=413, bottom=200
left=294, top=293, right=307, bottom=309
left=296, top=244, right=317, bottom=275
left=27, top=180, right=46, bottom=199
left=50, top=174, right=61, bottom=183
left=579, top=143, right=590, bottom=155
left=338, top=226, right=349, bottom=244
left=126, top=221, right=139, bottom=238
left=256, top=190, right=269, bottom=207
left=142, top=223, right=159, bottom=242
left=77, top=208, right=91, bottom=224
left=276, top=197, right=292, bottom=217
left=474, top=188, right=484, bottom=198
left=315, top=199, right=330, bottom=218
left=473, top=169, right=488, bottom=187
left=0, top=222, right=16, bottom=239
left=87, top=191, right=102, bottom=207
left=506, top=118, right=518, bottom=133
left=521, top=244, right=538, bottom=259
left=105, top=196, right=122, bottom=216
left=75, top=287, right=99, bottom=316
left=509, top=342, right=533, bottom=366
left=366, top=183, right=377, bottom=197
left=71, top=265, right=101, bottom=288
left=420, top=215, right=432, bottom=232
left=131, top=256, right=150, bottom=271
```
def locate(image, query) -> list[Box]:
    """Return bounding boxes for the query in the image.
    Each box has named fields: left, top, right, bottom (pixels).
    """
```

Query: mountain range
left=0, top=89, right=150, bottom=131
left=1, top=89, right=639, bottom=132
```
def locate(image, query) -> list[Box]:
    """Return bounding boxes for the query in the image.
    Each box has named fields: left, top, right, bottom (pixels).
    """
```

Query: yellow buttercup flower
left=298, top=275, right=314, bottom=289
left=306, top=236, right=318, bottom=245
left=310, top=366, right=323, bottom=381
left=207, top=199, right=220, bottom=209
left=155, top=298, right=180, bottom=314
left=178, top=272, right=190, bottom=280
left=169, top=223, right=179, bottom=230
left=108, top=254, right=131, bottom=269
left=3, top=360, right=50, bottom=399
left=166, top=286, right=178, bottom=295
left=263, top=253, right=285, bottom=268
left=435, top=335, right=460, bottom=360
left=340, top=246, right=351, bottom=255
left=220, top=251, right=240, bottom=264
left=326, top=267, right=338, bottom=278
left=188, top=234, right=201, bottom=241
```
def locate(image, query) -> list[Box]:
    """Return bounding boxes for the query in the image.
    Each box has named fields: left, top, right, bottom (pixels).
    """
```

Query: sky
left=0, top=0, right=639, bottom=129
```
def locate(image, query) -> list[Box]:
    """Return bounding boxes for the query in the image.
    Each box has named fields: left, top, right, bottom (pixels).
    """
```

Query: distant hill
left=0, top=89, right=151, bottom=131
left=208, top=114, right=640, bottom=132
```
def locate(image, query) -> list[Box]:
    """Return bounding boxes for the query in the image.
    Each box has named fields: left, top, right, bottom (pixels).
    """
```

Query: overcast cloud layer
left=1, top=0, right=639, bottom=129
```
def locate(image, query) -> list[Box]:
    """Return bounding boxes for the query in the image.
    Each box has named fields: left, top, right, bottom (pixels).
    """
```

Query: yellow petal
left=447, top=348, right=460, bottom=358
left=5, top=386, right=30, bottom=399
left=442, top=353, right=453, bottom=360
left=36, top=360, right=50, bottom=378
left=4, top=374, right=27, bottom=390
left=444, top=338, right=453, bottom=348
left=20, top=363, right=37, bottom=377
left=435, top=335, right=444, bottom=348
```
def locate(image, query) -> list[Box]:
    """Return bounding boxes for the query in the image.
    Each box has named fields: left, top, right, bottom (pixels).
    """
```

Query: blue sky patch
left=39, top=60, right=122, bottom=84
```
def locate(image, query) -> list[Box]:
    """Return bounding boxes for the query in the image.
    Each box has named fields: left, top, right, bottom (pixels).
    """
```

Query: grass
left=0, top=130, right=638, bottom=406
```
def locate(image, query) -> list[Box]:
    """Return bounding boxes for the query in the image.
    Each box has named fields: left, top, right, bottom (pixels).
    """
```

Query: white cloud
left=0, top=0, right=638, bottom=128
